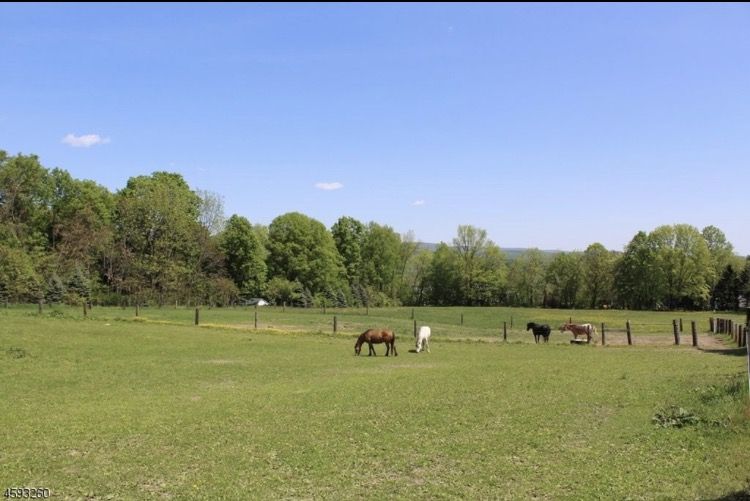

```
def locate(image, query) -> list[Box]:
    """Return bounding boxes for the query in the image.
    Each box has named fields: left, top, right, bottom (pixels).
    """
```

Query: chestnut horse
left=354, top=329, right=398, bottom=356
left=560, top=323, right=597, bottom=343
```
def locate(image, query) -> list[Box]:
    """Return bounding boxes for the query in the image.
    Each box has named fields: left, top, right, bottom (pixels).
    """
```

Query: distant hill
left=417, top=243, right=561, bottom=261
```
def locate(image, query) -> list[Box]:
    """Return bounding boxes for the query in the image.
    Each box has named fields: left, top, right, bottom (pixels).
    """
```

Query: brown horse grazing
left=354, top=329, right=397, bottom=357
left=560, top=323, right=597, bottom=343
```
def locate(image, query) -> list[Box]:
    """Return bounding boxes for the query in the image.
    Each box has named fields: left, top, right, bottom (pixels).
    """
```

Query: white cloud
left=61, top=133, right=110, bottom=148
left=412, top=200, right=426, bottom=206
left=315, top=182, right=343, bottom=191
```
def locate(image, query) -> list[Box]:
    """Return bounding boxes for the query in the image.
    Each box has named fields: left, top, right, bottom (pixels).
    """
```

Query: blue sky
left=2, top=3, right=748, bottom=254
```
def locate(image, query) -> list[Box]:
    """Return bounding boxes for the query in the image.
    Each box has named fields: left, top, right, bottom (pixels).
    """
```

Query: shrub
left=652, top=406, right=701, bottom=428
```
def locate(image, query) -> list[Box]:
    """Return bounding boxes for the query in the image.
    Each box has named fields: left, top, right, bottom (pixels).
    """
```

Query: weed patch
left=6, top=346, right=28, bottom=359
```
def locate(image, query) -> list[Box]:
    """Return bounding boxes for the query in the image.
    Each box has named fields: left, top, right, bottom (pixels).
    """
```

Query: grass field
left=1, top=307, right=749, bottom=499
left=7, top=303, right=747, bottom=345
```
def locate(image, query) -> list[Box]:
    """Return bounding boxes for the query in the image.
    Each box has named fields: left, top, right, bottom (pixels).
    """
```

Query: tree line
left=1, top=150, right=748, bottom=310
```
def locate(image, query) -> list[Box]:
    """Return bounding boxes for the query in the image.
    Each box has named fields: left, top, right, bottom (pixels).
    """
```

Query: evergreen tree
left=45, top=274, right=65, bottom=304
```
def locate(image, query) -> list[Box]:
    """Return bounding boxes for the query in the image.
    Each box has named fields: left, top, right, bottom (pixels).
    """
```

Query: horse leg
left=392, top=341, right=397, bottom=356
left=368, top=342, right=375, bottom=356
left=385, top=343, right=390, bottom=357
left=425, top=338, right=430, bottom=353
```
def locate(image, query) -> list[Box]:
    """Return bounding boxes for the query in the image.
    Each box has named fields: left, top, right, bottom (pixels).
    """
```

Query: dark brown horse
left=354, top=329, right=397, bottom=356
left=526, top=322, right=551, bottom=344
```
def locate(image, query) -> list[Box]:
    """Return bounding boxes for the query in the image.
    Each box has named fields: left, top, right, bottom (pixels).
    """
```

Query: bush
left=652, top=406, right=701, bottom=428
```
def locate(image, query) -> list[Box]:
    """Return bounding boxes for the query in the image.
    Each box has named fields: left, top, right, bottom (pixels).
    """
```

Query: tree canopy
left=0, top=149, right=745, bottom=310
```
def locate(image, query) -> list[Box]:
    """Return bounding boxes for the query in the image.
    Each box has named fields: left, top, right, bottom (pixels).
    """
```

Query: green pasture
left=1, top=308, right=749, bottom=499
left=5, top=304, right=746, bottom=345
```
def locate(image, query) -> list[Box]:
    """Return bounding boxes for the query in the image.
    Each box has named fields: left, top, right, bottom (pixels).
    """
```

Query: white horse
left=415, top=325, right=431, bottom=353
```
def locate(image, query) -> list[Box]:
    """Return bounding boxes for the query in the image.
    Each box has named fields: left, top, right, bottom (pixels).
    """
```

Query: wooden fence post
left=626, top=320, right=632, bottom=346
left=672, top=319, right=680, bottom=345
left=254, top=309, right=258, bottom=329
left=734, top=324, right=742, bottom=348
left=510, top=316, right=513, bottom=329
left=38, top=300, right=42, bottom=314
left=333, top=315, right=337, bottom=334
left=709, top=317, right=714, bottom=333
left=83, top=302, right=87, bottom=318
left=413, top=320, right=417, bottom=338
left=601, top=323, right=606, bottom=346
left=135, top=304, right=139, bottom=317
left=691, top=320, right=698, bottom=347
left=679, top=318, right=683, bottom=333
left=195, top=308, right=199, bottom=326
left=737, top=325, right=742, bottom=348
left=461, top=313, right=464, bottom=326
left=503, top=321, right=507, bottom=342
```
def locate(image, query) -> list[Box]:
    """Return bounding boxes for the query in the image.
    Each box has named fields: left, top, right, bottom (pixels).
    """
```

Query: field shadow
left=704, top=488, right=750, bottom=500
left=697, top=347, right=747, bottom=357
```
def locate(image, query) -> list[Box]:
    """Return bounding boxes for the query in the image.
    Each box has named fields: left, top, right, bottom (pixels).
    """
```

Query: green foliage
left=650, top=224, right=713, bottom=309
left=196, top=189, right=226, bottom=236
left=507, top=249, right=547, bottom=306
left=331, top=216, right=365, bottom=286
left=401, top=249, right=432, bottom=305
left=702, top=225, right=734, bottom=290
left=0, top=245, right=42, bottom=302
left=451, top=225, right=507, bottom=305
left=66, top=266, right=91, bottom=301
left=614, top=231, right=660, bottom=309
left=45, top=274, right=65, bottom=304
left=545, top=252, right=582, bottom=308
left=0, top=151, right=53, bottom=249
left=360, top=222, right=401, bottom=295
left=49, top=169, right=114, bottom=273
left=713, top=265, right=741, bottom=310
left=114, top=171, right=202, bottom=302
left=652, top=406, right=701, bottom=428
left=0, top=149, right=742, bottom=312
left=264, top=277, right=303, bottom=306
left=581, top=243, right=615, bottom=308
left=266, top=212, right=345, bottom=295
left=427, top=243, right=461, bottom=305
left=205, top=277, right=239, bottom=307
left=220, top=215, right=267, bottom=298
